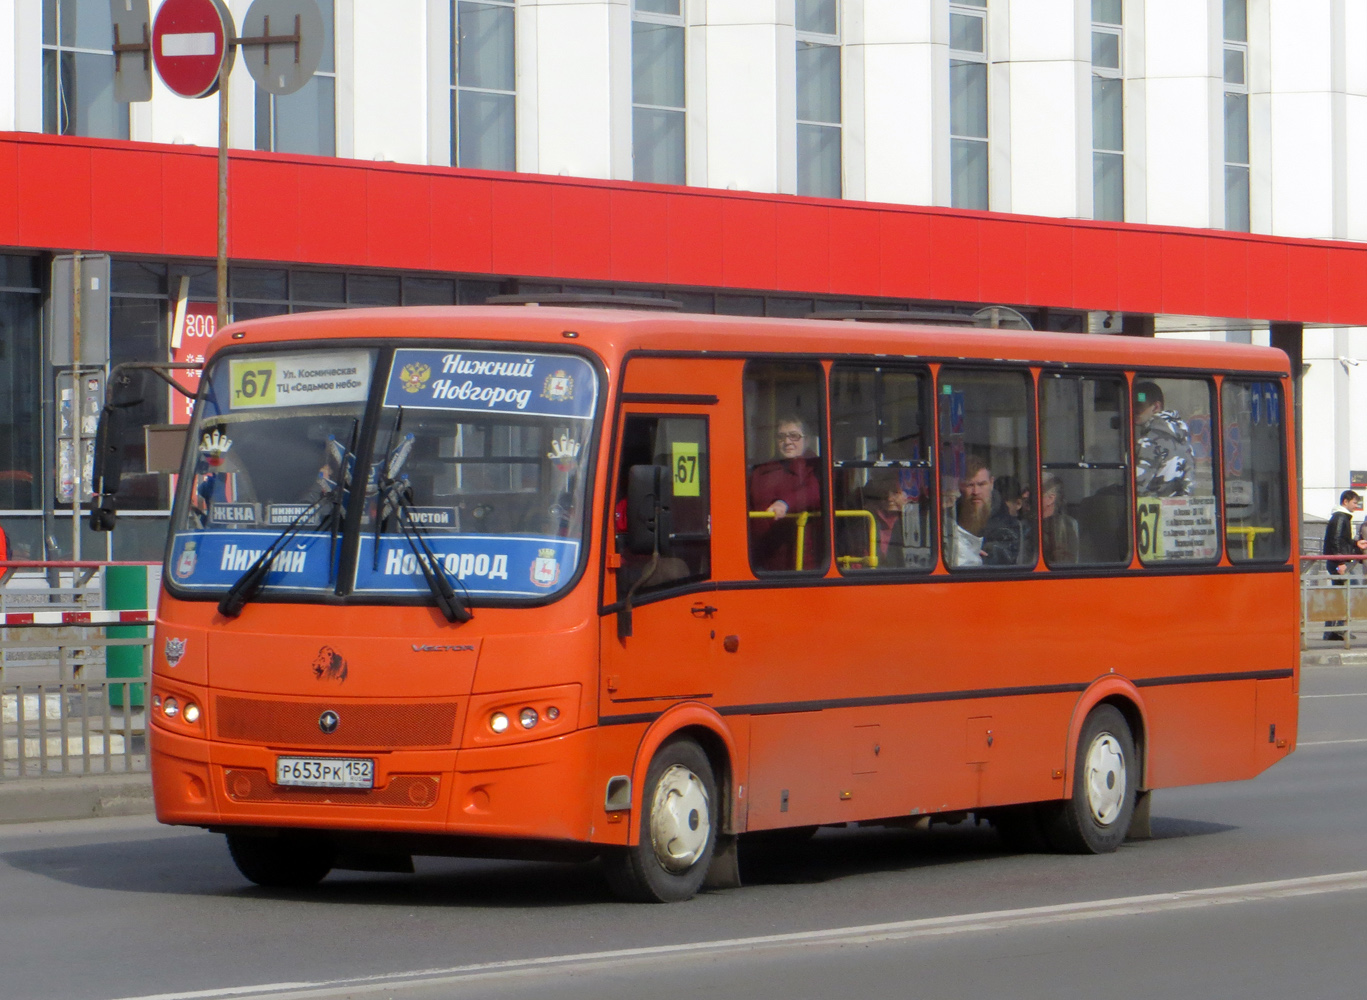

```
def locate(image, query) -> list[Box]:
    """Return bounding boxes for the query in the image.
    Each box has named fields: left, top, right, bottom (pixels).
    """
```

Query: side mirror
left=88, top=404, right=128, bottom=533
left=626, top=464, right=673, bottom=556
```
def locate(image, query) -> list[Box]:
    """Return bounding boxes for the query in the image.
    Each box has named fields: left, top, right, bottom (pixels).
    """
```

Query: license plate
left=276, top=756, right=374, bottom=789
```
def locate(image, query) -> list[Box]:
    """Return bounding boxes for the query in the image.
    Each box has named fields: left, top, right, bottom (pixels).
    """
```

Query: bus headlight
left=489, top=712, right=510, bottom=734
left=163, top=697, right=179, bottom=718
left=519, top=708, right=539, bottom=730
left=183, top=702, right=201, bottom=724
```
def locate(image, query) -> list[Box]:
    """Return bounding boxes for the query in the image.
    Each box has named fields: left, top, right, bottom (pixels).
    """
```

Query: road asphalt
left=1, top=646, right=1359, bottom=826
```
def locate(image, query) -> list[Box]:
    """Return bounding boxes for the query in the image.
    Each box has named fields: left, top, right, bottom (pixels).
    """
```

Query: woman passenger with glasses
left=748, top=416, right=824, bottom=571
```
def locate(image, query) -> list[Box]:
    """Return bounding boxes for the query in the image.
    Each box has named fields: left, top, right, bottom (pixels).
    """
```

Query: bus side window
left=829, top=365, right=934, bottom=572
left=1221, top=380, right=1289, bottom=563
left=1040, top=374, right=1131, bottom=567
left=938, top=368, right=1033, bottom=570
left=743, top=361, right=828, bottom=574
left=1133, top=375, right=1219, bottom=564
left=613, top=414, right=711, bottom=594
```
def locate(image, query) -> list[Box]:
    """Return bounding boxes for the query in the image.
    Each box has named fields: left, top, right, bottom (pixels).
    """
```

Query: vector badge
left=163, top=637, right=187, bottom=668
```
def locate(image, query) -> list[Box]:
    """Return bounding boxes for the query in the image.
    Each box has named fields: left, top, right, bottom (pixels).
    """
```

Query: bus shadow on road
left=734, top=814, right=1236, bottom=888
left=0, top=813, right=1235, bottom=905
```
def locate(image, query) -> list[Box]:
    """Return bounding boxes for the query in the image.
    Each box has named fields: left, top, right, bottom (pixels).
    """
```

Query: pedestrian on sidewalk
left=1323, top=489, right=1364, bottom=641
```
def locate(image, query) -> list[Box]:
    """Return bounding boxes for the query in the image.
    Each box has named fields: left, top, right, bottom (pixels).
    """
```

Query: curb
left=0, top=772, right=153, bottom=825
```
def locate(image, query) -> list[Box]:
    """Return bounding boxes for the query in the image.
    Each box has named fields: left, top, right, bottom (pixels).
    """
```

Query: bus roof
left=210, top=306, right=1290, bottom=375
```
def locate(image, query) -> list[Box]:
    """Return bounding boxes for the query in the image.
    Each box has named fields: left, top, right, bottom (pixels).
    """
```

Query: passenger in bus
left=850, top=473, right=909, bottom=568
left=749, top=416, right=823, bottom=571
left=1040, top=474, right=1080, bottom=565
left=1134, top=381, right=1194, bottom=497
left=950, top=455, right=1021, bottom=567
left=995, top=474, right=1036, bottom=565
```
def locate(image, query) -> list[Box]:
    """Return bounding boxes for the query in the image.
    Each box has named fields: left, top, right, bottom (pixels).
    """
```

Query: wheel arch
left=627, top=702, right=738, bottom=846
left=1062, top=678, right=1150, bottom=800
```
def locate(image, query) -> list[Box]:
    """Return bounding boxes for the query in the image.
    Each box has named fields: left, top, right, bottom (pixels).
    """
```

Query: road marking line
left=1301, top=693, right=1367, bottom=699
left=109, top=869, right=1367, bottom=1000
left=1298, top=737, right=1367, bottom=745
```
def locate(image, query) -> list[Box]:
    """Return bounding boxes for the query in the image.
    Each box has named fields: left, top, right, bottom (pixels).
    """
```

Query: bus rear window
left=1221, top=379, right=1289, bottom=563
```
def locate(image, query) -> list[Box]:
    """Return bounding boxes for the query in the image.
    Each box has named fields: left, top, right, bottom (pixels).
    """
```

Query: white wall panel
left=1008, top=61, right=1085, bottom=218
left=532, top=1, right=616, bottom=179
left=1268, top=93, right=1334, bottom=236
left=1142, top=0, right=1219, bottom=227
left=14, top=0, right=41, bottom=132
left=351, top=1, right=427, bottom=163
left=0, top=1, right=16, bottom=132
left=705, top=17, right=785, bottom=192
left=859, top=0, right=937, bottom=204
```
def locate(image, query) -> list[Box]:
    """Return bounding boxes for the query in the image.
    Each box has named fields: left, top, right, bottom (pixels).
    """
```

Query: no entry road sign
left=152, top=0, right=235, bottom=99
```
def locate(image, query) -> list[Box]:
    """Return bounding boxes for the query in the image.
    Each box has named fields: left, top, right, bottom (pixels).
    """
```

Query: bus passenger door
left=601, top=412, right=718, bottom=708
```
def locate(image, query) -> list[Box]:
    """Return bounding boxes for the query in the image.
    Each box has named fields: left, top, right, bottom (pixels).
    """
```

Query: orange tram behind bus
left=132, top=306, right=1297, bottom=902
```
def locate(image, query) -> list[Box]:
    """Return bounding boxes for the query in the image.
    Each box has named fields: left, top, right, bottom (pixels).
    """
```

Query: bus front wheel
left=226, top=831, right=335, bottom=888
left=604, top=738, right=717, bottom=903
left=1045, top=705, right=1137, bottom=854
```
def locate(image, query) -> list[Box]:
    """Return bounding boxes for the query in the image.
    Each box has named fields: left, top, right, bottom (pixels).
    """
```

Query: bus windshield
left=165, top=345, right=598, bottom=605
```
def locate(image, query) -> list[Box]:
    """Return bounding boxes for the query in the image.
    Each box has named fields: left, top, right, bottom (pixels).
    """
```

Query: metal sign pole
left=217, top=82, right=229, bottom=332
left=71, top=254, right=82, bottom=562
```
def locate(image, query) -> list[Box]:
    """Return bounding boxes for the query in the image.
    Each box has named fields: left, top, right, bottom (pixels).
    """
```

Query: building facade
left=1, top=0, right=1366, bottom=560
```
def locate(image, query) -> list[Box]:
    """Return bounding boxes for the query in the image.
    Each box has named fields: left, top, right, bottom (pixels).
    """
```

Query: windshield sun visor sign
left=169, top=531, right=337, bottom=592
left=228, top=351, right=371, bottom=410
left=385, top=349, right=596, bottom=419
left=354, top=535, right=580, bottom=598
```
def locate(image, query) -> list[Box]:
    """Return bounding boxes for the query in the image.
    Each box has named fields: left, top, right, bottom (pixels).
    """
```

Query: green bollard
left=105, top=565, right=147, bottom=709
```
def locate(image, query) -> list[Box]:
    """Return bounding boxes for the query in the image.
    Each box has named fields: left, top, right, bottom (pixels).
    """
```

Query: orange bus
left=116, top=306, right=1297, bottom=902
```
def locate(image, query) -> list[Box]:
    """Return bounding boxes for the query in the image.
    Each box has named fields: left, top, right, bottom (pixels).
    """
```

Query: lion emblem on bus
left=399, top=362, right=431, bottom=393
left=312, top=645, right=349, bottom=683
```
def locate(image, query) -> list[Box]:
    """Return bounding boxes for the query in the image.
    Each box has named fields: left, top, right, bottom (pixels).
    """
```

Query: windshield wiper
left=217, top=423, right=357, bottom=618
left=376, top=475, right=472, bottom=624
left=370, top=411, right=471, bottom=623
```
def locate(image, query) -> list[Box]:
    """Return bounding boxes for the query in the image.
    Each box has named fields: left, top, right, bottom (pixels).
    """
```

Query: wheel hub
left=649, top=764, right=711, bottom=872
left=1084, top=733, right=1126, bottom=825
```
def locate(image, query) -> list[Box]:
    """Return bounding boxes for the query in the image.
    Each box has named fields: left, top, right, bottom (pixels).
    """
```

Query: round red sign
left=152, top=0, right=233, bottom=99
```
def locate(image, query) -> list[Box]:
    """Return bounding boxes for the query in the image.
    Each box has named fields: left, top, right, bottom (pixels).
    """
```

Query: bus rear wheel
left=226, top=831, right=335, bottom=888
left=1045, top=704, right=1137, bottom=854
left=604, top=738, right=717, bottom=903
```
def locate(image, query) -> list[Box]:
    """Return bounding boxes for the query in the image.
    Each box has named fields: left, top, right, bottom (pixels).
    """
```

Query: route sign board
left=152, top=0, right=235, bottom=99
left=241, top=0, right=325, bottom=96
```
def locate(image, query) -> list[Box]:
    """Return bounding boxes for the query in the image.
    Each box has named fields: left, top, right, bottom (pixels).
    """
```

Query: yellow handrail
left=1225, top=525, right=1276, bottom=559
left=748, top=508, right=879, bottom=570
left=748, top=510, right=818, bottom=568
left=835, top=509, right=879, bottom=569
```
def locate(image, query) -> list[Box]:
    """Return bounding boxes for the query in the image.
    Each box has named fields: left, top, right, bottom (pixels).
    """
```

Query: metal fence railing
left=0, top=561, right=155, bottom=780
left=1301, top=554, right=1367, bottom=650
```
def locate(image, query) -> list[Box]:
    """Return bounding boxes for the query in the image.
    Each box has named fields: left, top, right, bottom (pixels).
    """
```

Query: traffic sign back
left=152, top=0, right=235, bottom=99
left=241, top=0, right=325, bottom=96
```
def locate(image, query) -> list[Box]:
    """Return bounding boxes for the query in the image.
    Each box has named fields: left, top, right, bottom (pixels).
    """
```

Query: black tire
left=226, top=831, right=335, bottom=888
left=604, top=738, right=718, bottom=903
left=1043, top=704, right=1137, bottom=854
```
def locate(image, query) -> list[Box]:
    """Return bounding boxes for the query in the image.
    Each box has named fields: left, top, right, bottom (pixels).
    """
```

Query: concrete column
left=350, top=0, right=428, bottom=163
left=1269, top=322, right=1304, bottom=518
left=1264, top=0, right=1336, bottom=237
left=1006, top=0, right=1087, bottom=218
left=858, top=0, right=940, bottom=205
left=528, top=0, right=630, bottom=181
left=705, top=0, right=792, bottom=194
left=1143, top=0, right=1222, bottom=228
